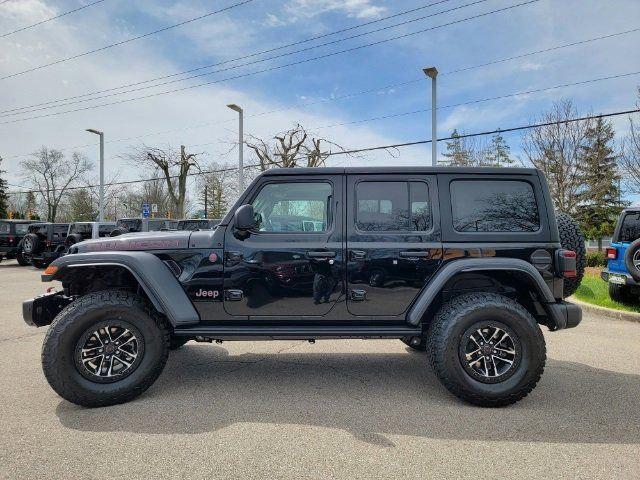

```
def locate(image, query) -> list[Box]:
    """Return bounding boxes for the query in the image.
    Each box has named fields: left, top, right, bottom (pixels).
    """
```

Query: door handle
left=307, top=250, right=337, bottom=259
left=224, top=289, right=244, bottom=301
left=399, top=251, right=430, bottom=259
left=350, top=250, right=366, bottom=261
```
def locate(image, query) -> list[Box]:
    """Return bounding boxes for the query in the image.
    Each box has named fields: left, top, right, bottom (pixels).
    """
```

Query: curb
left=569, top=296, right=640, bottom=323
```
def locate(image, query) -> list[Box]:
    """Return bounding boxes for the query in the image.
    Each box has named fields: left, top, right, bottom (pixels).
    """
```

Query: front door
left=223, top=175, right=344, bottom=317
left=345, top=174, right=442, bottom=316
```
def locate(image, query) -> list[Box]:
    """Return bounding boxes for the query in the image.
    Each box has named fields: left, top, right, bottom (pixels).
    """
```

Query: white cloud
left=283, top=0, right=386, bottom=21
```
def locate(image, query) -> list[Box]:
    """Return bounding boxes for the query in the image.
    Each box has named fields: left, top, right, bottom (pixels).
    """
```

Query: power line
left=3, top=24, right=635, bottom=159
left=8, top=108, right=639, bottom=195
left=311, top=70, right=640, bottom=130
left=0, top=0, right=255, bottom=81
left=0, top=0, right=462, bottom=115
left=0, top=0, right=542, bottom=124
left=1, top=0, right=491, bottom=117
left=327, top=108, right=640, bottom=156
left=0, top=0, right=108, bottom=38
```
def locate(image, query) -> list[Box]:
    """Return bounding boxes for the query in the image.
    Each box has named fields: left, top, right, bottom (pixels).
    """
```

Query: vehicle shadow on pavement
left=56, top=345, right=640, bottom=445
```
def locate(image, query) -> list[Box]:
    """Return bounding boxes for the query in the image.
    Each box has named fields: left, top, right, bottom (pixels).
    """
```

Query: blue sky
left=0, top=0, right=639, bottom=194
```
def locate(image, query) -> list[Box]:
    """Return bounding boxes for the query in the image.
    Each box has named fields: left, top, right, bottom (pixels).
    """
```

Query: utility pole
left=423, top=67, right=438, bottom=166
left=227, top=104, right=244, bottom=194
left=204, top=185, right=208, bottom=218
left=86, top=128, right=105, bottom=220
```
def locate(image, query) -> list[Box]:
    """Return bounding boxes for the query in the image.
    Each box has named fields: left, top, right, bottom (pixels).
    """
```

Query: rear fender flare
left=407, top=258, right=556, bottom=327
left=45, top=251, right=200, bottom=327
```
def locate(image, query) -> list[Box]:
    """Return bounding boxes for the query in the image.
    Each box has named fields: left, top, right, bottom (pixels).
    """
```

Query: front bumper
left=547, top=300, right=582, bottom=330
left=22, top=292, right=73, bottom=327
left=600, top=269, right=639, bottom=286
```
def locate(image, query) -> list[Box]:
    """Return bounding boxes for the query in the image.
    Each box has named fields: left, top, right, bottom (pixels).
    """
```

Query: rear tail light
left=45, top=240, right=51, bottom=247
left=8, top=235, right=14, bottom=245
left=557, top=249, right=577, bottom=278
left=606, top=247, right=617, bottom=260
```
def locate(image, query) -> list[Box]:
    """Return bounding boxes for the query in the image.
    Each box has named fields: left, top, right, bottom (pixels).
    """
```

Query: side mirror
left=234, top=204, right=257, bottom=233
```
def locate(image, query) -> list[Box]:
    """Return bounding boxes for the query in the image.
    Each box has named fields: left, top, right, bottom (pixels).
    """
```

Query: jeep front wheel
left=42, top=290, right=169, bottom=407
left=427, top=293, right=546, bottom=407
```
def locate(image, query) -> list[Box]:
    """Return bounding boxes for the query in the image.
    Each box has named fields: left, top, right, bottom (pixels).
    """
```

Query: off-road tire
left=624, top=238, right=640, bottom=282
left=169, top=337, right=189, bottom=351
left=65, top=234, right=82, bottom=247
left=22, top=233, right=41, bottom=255
left=608, top=283, right=631, bottom=303
left=427, top=292, right=546, bottom=407
left=16, top=251, right=30, bottom=266
left=42, top=290, right=169, bottom=407
left=401, top=337, right=426, bottom=351
left=556, top=212, right=586, bottom=297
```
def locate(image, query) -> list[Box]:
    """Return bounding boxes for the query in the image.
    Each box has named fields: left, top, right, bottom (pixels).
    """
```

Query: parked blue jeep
left=601, top=207, right=640, bottom=302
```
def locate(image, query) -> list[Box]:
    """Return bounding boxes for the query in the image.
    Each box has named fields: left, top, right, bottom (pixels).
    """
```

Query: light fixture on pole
left=227, top=104, right=244, bottom=194
left=423, top=67, right=438, bottom=166
left=86, top=128, right=105, bottom=221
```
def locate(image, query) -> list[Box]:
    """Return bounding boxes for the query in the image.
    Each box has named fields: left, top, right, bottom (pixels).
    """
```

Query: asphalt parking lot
left=1, top=260, right=639, bottom=479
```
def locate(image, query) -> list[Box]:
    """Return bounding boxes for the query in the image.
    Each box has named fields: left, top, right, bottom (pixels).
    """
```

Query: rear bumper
left=547, top=300, right=582, bottom=330
left=0, top=246, right=18, bottom=257
left=600, top=269, right=639, bottom=286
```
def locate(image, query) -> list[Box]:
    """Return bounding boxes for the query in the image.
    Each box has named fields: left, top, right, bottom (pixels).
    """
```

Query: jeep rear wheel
left=556, top=212, right=586, bottom=297
left=16, top=251, right=30, bottom=266
left=41, top=290, right=169, bottom=407
left=427, top=293, right=546, bottom=407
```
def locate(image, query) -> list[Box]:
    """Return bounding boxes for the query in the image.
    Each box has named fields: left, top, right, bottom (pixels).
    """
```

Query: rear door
left=345, top=174, right=442, bottom=316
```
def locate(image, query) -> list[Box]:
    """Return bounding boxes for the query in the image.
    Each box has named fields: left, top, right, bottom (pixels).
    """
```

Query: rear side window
left=618, top=212, right=640, bottom=242
left=451, top=180, right=539, bottom=233
left=99, top=224, right=115, bottom=237
left=53, top=225, right=68, bottom=238
left=15, top=224, right=29, bottom=235
left=356, top=181, right=431, bottom=232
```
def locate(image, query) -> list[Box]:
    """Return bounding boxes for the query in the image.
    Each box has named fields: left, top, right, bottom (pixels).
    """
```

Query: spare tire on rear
left=22, top=233, right=41, bottom=255
left=64, top=233, right=82, bottom=247
left=556, top=212, right=586, bottom=297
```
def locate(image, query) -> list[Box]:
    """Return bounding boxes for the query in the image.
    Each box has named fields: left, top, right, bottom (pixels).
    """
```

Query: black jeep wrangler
left=23, top=167, right=584, bottom=408
left=19, top=222, right=70, bottom=268
left=0, top=219, right=37, bottom=265
left=110, top=217, right=176, bottom=236
left=176, top=218, right=221, bottom=231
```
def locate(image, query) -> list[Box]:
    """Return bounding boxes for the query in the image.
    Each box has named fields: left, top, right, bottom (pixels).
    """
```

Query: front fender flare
left=44, top=251, right=200, bottom=327
left=407, top=258, right=557, bottom=327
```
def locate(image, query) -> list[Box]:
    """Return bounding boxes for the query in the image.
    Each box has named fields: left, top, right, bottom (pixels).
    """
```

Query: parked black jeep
left=19, top=222, right=70, bottom=268
left=176, top=218, right=221, bottom=231
left=0, top=219, right=37, bottom=265
left=23, top=167, right=584, bottom=408
left=110, top=217, right=175, bottom=236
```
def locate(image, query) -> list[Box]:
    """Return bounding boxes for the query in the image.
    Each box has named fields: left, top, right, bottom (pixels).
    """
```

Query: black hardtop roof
left=0, top=219, right=37, bottom=223
left=621, top=207, right=640, bottom=213
left=261, top=166, right=540, bottom=176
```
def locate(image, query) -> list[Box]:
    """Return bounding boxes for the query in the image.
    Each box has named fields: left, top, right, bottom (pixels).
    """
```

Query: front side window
left=451, top=180, right=540, bottom=232
left=251, top=182, right=332, bottom=233
left=69, top=223, right=92, bottom=235
left=99, top=224, right=115, bottom=237
left=619, top=212, right=640, bottom=242
left=356, top=181, right=431, bottom=232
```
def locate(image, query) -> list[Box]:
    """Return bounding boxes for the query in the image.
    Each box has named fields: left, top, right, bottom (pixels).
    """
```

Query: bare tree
left=621, top=88, right=640, bottom=194
left=245, top=124, right=348, bottom=171
left=522, top=100, right=592, bottom=214
left=125, top=144, right=200, bottom=218
left=20, top=147, right=92, bottom=221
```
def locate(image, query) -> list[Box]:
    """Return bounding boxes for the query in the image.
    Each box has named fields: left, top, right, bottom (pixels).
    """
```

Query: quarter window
left=451, top=180, right=540, bottom=232
left=618, top=213, right=640, bottom=242
left=251, top=182, right=332, bottom=233
left=356, top=181, right=431, bottom=232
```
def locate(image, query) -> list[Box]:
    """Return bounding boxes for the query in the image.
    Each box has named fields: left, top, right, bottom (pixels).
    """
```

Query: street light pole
left=86, top=128, right=104, bottom=221
left=423, top=67, right=438, bottom=166
left=227, top=104, right=244, bottom=194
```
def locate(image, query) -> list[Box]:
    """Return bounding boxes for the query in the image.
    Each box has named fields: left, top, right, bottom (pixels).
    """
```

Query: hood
left=73, top=231, right=192, bottom=253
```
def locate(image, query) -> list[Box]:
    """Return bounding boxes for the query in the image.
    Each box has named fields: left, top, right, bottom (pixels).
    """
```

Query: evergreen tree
left=577, top=117, right=623, bottom=250
left=68, top=188, right=96, bottom=221
left=25, top=191, right=39, bottom=219
left=0, top=156, right=8, bottom=218
left=442, top=129, right=474, bottom=166
left=485, top=131, right=514, bottom=166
